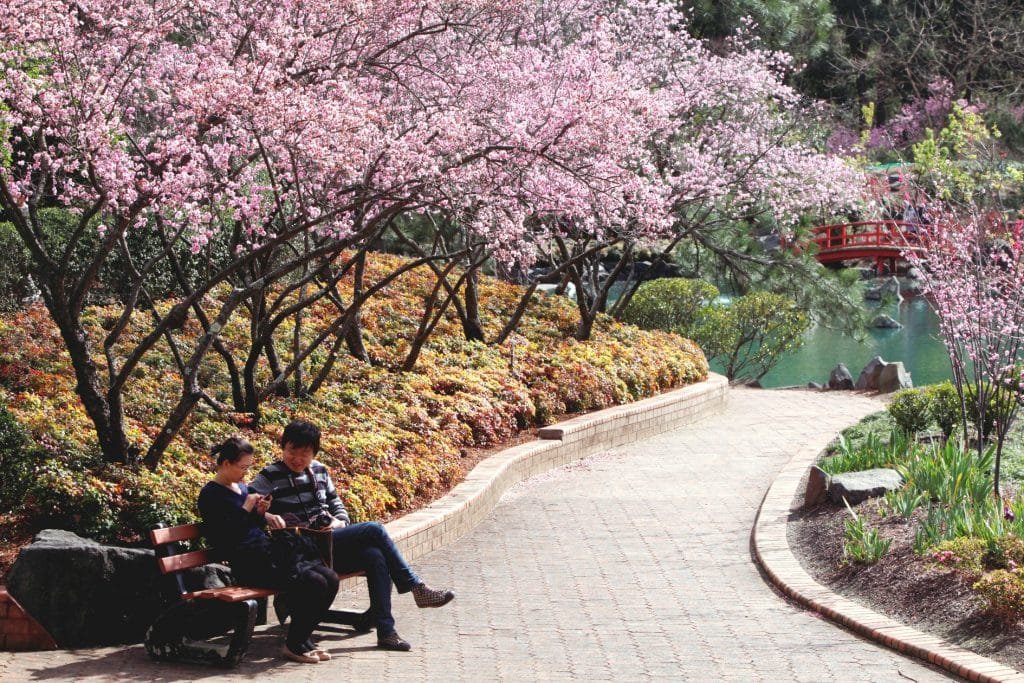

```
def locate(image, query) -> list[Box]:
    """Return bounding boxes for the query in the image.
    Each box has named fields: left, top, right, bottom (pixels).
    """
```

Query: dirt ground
left=789, top=499, right=1024, bottom=671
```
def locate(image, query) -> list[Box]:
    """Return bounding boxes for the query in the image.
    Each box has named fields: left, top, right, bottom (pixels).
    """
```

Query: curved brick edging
left=752, top=443, right=1024, bottom=683
left=379, top=372, right=728, bottom=568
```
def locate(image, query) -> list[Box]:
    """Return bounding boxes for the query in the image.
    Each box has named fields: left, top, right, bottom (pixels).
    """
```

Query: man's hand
left=328, top=517, right=347, bottom=529
left=265, top=512, right=286, bottom=529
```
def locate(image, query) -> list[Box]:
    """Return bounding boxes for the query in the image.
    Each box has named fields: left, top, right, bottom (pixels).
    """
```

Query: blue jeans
left=330, top=522, right=420, bottom=636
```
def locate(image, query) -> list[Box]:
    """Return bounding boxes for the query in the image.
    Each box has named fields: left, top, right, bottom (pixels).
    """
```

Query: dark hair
left=211, top=436, right=254, bottom=465
left=280, top=419, right=321, bottom=453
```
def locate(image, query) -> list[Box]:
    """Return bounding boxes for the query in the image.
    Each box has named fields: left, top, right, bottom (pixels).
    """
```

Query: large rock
left=6, top=529, right=229, bottom=647
left=804, top=465, right=829, bottom=507
left=827, top=468, right=904, bottom=505
left=864, top=275, right=903, bottom=302
left=854, top=356, right=887, bottom=391
left=828, top=364, right=854, bottom=390
left=870, top=314, right=903, bottom=329
left=878, top=361, right=913, bottom=393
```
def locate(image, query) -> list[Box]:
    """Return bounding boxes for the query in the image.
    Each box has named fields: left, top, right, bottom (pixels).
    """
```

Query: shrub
left=0, top=251, right=709, bottom=540
left=621, top=278, right=718, bottom=339
left=887, top=387, right=932, bottom=436
left=930, top=536, right=987, bottom=577
left=973, top=569, right=1024, bottom=622
left=0, top=403, right=37, bottom=512
left=964, top=382, right=1019, bottom=441
left=695, top=291, right=810, bottom=383
left=923, top=381, right=961, bottom=440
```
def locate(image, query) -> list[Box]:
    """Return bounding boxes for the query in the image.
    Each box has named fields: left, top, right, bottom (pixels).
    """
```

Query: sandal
left=282, top=646, right=320, bottom=664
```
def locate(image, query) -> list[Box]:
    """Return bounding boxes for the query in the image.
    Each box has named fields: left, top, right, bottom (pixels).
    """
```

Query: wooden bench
left=144, top=522, right=367, bottom=667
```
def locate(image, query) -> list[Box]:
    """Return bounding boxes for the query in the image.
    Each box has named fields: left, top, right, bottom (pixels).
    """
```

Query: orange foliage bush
left=0, top=252, right=707, bottom=540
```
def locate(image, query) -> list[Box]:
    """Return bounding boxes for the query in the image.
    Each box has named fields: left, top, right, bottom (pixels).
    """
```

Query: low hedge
left=0, top=252, right=707, bottom=542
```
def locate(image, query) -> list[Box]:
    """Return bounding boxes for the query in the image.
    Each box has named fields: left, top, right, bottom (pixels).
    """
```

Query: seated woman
left=198, top=436, right=338, bottom=664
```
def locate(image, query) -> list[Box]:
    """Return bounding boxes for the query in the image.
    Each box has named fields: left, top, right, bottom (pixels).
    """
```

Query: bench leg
left=274, top=594, right=372, bottom=632
left=322, top=607, right=373, bottom=632
left=145, top=599, right=259, bottom=668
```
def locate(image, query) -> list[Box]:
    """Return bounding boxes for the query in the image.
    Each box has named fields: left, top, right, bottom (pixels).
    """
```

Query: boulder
left=854, top=356, right=887, bottom=391
left=827, top=364, right=854, bottom=390
left=864, top=275, right=903, bottom=302
left=878, top=361, right=913, bottom=393
left=6, top=529, right=230, bottom=647
left=827, top=468, right=904, bottom=505
left=870, top=314, right=902, bottom=329
left=536, top=282, right=577, bottom=301
left=804, top=465, right=829, bottom=507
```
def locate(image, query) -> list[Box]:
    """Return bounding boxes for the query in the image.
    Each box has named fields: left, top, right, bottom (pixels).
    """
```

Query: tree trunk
left=462, top=270, right=486, bottom=342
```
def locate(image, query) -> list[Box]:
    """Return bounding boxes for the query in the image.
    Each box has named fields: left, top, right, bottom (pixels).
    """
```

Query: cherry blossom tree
left=0, top=0, right=859, bottom=468
left=902, top=108, right=1024, bottom=498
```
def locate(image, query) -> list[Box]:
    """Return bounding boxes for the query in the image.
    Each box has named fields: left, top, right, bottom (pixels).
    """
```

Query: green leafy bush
left=930, top=536, right=987, bottom=577
left=964, top=382, right=1019, bottom=441
left=923, top=381, right=961, bottom=440
left=695, top=291, right=810, bottom=383
left=0, top=403, right=37, bottom=512
left=887, top=387, right=932, bottom=435
left=621, top=278, right=718, bottom=339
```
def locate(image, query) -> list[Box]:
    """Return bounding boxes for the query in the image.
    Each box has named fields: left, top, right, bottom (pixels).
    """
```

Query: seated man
left=250, top=419, right=454, bottom=651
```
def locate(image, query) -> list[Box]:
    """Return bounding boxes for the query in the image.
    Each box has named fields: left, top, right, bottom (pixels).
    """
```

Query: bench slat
left=157, top=548, right=212, bottom=575
left=151, top=523, right=201, bottom=546
left=183, top=586, right=278, bottom=602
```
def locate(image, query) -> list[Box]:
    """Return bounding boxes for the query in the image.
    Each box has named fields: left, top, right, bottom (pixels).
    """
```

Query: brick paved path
left=0, top=388, right=955, bottom=681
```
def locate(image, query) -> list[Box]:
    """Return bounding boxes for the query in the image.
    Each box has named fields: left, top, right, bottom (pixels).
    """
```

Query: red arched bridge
left=808, top=220, right=926, bottom=273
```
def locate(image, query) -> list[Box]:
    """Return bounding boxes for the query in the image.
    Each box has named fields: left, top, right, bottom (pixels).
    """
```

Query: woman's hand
left=242, top=493, right=262, bottom=512
left=255, top=494, right=272, bottom=515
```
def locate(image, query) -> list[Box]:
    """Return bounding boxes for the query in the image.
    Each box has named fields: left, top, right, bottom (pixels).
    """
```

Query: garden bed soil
left=789, top=500, right=1024, bottom=671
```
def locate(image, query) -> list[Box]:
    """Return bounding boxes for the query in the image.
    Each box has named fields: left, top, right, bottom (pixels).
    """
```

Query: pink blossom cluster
left=904, top=211, right=1024, bottom=403
left=0, top=0, right=859, bottom=267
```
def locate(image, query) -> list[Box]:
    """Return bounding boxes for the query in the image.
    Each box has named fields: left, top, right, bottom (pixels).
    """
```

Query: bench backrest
left=150, top=523, right=217, bottom=598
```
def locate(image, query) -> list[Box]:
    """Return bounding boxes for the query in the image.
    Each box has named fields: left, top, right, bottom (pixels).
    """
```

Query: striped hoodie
left=248, top=460, right=350, bottom=526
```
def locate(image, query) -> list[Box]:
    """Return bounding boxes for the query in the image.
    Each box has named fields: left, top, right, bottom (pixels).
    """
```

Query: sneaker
left=282, top=645, right=320, bottom=664
left=412, top=583, right=455, bottom=608
left=377, top=631, right=412, bottom=651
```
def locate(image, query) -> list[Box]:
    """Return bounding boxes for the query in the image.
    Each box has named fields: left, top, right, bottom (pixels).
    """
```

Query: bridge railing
left=811, top=220, right=925, bottom=252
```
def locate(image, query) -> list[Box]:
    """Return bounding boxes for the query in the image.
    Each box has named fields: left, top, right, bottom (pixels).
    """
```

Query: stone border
left=752, top=442, right=1024, bottom=683
left=343, top=372, right=728, bottom=588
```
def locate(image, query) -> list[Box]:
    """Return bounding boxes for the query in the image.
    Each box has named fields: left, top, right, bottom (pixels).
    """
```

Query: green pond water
left=711, top=293, right=954, bottom=388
